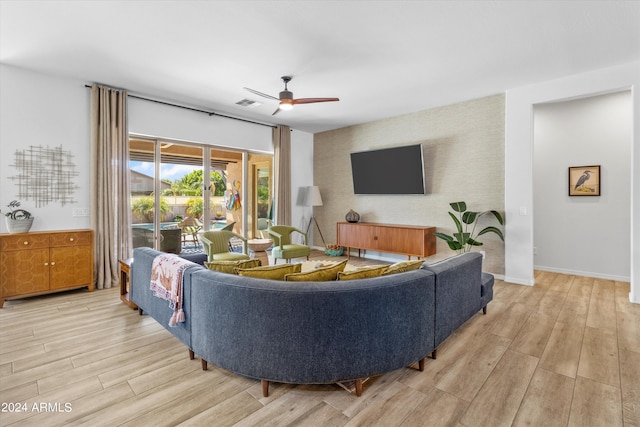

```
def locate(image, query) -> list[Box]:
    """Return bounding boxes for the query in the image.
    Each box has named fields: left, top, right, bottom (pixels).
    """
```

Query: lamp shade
left=305, top=186, right=323, bottom=207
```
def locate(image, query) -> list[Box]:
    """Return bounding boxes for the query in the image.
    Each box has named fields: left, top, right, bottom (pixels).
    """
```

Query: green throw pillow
left=285, top=260, right=348, bottom=282
left=337, top=265, right=388, bottom=280
left=235, top=263, right=302, bottom=280
left=382, top=259, right=425, bottom=276
left=205, top=259, right=261, bottom=274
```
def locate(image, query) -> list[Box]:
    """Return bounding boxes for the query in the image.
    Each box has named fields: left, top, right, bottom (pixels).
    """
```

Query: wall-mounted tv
left=350, top=144, right=426, bottom=195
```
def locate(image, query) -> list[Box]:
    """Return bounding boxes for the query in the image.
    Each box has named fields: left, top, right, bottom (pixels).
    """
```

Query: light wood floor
left=1, top=252, right=638, bottom=426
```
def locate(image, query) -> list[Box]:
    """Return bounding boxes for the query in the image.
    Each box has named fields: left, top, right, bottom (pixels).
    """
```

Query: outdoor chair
left=178, top=217, right=202, bottom=248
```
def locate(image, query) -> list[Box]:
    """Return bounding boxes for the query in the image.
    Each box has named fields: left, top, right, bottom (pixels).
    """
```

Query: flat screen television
left=350, top=144, right=426, bottom=195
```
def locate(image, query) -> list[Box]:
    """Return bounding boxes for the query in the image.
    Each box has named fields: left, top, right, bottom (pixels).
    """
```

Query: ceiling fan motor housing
left=279, top=90, right=293, bottom=100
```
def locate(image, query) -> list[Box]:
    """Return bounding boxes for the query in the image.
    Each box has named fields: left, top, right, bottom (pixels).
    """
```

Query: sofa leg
left=262, top=379, right=269, bottom=397
left=418, top=357, right=426, bottom=371
left=483, top=306, right=487, bottom=314
left=188, top=349, right=195, bottom=360
left=201, top=359, right=208, bottom=371
left=138, top=308, right=143, bottom=316
left=431, top=348, right=437, bottom=359
left=355, top=379, right=363, bottom=397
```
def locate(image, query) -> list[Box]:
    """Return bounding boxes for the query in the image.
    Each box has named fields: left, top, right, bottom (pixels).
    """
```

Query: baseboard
left=534, top=265, right=630, bottom=282
left=503, top=276, right=535, bottom=286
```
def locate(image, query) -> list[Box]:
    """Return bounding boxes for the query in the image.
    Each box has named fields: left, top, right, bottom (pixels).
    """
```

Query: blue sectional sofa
left=130, top=247, right=493, bottom=396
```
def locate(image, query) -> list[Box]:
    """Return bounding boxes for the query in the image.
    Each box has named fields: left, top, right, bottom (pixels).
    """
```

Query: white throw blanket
left=149, top=254, right=196, bottom=327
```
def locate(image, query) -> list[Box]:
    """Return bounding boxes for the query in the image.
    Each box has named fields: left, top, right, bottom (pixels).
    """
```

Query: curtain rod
left=84, top=84, right=275, bottom=129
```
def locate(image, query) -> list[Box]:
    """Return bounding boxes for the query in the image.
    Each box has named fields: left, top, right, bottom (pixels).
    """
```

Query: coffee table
left=248, top=239, right=272, bottom=266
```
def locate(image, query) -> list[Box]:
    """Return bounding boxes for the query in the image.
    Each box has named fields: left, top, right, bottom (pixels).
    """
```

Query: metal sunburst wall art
left=8, top=145, right=79, bottom=208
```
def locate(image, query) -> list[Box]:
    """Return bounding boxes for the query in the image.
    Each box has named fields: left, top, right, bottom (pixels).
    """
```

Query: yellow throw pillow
left=382, top=259, right=425, bottom=276
left=205, top=259, right=261, bottom=274
left=235, top=263, right=302, bottom=280
left=337, top=265, right=389, bottom=280
left=285, top=260, right=348, bottom=282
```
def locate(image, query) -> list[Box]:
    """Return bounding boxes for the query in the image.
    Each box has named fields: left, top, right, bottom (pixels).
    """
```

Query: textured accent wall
left=313, top=94, right=505, bottom=274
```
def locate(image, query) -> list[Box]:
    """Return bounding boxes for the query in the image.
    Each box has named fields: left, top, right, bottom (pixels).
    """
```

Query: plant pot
left=6, top=217, right=34, bottom=233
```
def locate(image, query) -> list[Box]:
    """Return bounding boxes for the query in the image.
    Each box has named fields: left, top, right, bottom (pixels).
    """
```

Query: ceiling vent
left=236, top=98, right=261, bottom=108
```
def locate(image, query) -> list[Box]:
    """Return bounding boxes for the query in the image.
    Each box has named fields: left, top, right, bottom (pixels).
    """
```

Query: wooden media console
left=336, top=222, right=436, bottom=260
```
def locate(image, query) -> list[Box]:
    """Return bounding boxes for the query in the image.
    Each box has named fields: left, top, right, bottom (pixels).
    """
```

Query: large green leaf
left=434, top=232, right=454, bottom=241
left=450, top=201, right=467, bottom=213
left=449, top=212, right=463, bottom=233
left=467, top=237, right=483, bottom=246
left=487, top=210, right=504, bottom=225
left=462, top=211, right=478, bottom=224
left=446, top=240, right=462, bottom=251
left=453, top=232, right=470, bottom=245
left=477, top=226, right=504, bottom=241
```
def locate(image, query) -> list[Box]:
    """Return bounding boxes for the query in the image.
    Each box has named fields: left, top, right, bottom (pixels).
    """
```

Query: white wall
left=533, top=91, right=631, bottom=281
left=0, top=63, right=315, bottom=238
left=0, top=64, right=91, bottom=233
left=505, top=61, right=639, bottom=304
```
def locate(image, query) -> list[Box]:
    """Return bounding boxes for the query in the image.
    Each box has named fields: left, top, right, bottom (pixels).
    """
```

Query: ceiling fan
left=244, top=76, right=339, bottom=115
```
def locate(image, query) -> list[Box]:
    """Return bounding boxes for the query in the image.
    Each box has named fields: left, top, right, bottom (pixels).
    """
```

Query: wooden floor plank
left=539, top=321, right=584, bottom=378
left=576, top=326, right=620, bottom=387
left=586, top=279, right=617, bottom=330
left=489, top=302, right=534, bottom=339
left=435, top=333, right=511, bottom=402
left=619, top=348, right=640, bottom=426
left=509, top=311, right=556, bottom=357
left=513, top=367, right=574, bottom=427
left=399, top=387, right=469, bottom=427
left=460, top=350, right=538, bottom=427
left=568, top=375, right=623, bottom=427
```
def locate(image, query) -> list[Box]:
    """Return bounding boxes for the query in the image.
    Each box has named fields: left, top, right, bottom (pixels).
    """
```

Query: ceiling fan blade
left=244, top=87, right=279, bottom=101
left=272, top=107, right=281, bottom=116
left=292, top=97, right=340, bottom=105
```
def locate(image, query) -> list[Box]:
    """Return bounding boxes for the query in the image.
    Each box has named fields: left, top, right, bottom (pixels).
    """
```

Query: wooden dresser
left=0, top=229, right=94, bottom=307
left=337, top=222, right=436, bottom=260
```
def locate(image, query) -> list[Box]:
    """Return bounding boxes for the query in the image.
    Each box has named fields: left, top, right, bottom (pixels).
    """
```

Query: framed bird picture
left=569, top=165, right=601, bottom=196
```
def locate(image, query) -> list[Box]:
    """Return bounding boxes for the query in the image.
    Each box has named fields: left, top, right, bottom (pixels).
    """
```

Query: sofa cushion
left=338, top=265, right=388, bottom=281
left=285, top=259, right=348, bottom=282
left=205, top=259, right=261, bottom=274
left=236, top=263, right=301, bottom=280
left=382, top=260, right=425, bottom=276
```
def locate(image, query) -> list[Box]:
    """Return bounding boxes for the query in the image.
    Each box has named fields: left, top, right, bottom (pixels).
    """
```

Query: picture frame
left=568, top=165, right=601, bottom=196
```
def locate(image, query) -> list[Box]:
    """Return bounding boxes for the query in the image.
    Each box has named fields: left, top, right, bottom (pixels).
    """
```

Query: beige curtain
left=90, top=84, right=131, bottom=289
left=273, top=125, right=291, bottom=225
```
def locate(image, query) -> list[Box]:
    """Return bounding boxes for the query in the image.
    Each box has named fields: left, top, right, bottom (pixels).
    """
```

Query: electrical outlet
left=72, top=208, right=89, bottom=217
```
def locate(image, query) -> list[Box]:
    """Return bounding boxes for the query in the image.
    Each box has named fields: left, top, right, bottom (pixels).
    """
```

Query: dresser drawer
left=0, top=233, right=50, bottom=251
left=49, top=231, right=92, bottom=247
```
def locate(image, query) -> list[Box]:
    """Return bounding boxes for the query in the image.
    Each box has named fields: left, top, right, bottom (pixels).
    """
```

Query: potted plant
left=434, top=201, right=504, bottom=254
left=2, top=200, right=34, bottom=233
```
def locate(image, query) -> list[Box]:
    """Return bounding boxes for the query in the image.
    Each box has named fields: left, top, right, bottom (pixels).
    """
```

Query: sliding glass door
left=129, top=137, right=257, bottom=253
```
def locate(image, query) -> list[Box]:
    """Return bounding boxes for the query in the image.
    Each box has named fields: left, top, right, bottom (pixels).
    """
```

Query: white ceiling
left=1, top=1, right=639, bottom=134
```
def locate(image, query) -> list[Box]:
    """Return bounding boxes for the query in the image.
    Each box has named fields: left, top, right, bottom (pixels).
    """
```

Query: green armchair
left=200, top=230, right=249, bottom=262
left=268, top=225, right=310, bottom=264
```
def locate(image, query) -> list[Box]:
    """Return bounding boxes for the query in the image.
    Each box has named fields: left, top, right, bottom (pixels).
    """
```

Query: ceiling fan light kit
left=244, top=76, right=339, bottom=115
